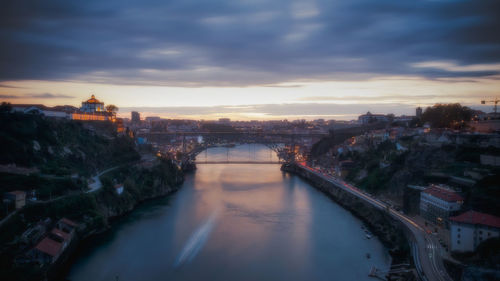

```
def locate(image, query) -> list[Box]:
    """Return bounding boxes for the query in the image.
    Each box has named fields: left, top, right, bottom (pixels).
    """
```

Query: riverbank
left=0, top=159, right=185, bottom=281
left=54, top=178, right=184, bottom=280
left=281, top=163, right=416, bottom=281
left=51, top=160, right=188, bottom=280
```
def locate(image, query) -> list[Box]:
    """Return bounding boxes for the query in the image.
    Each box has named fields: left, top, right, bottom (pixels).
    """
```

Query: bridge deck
left=194, top=161, right=282, bottom=164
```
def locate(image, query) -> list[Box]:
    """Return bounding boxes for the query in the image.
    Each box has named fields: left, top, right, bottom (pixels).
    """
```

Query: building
left=114, top=184, right=124, bottom=195
left=449, top=211, right=500, bottom=252
left=420, top=184, right=463, bottom=228
left=358, top=112, right=389, bottom=124
left=57, top=218, right=77, bottom=235
left=29, top=218, right=77, bottom=264
left=145, top=116, right=161, bottom=122
left=416, top=107, right=423, bottom=118
left=218, top=118, right=231, bottom=124
left=4, top=191, right=26, bottom=209
left=31, top=237, right=64, bottom=264
left=80, top=94, right=104, bottom=113
left=11, top=104, right=73, bottom=119
left=72, top=95, right=115, bottom=121
left=131, top=111, right=141, bottom=123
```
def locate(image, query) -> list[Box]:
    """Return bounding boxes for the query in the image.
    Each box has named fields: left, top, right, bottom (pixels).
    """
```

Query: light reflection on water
left=67, top=144, right=390, bottom=281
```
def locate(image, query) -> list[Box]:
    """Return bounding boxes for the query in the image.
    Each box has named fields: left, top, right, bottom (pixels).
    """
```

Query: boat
left=366, top=253, right=371, bottom=259
left=366, top=234, right=372, bottom=239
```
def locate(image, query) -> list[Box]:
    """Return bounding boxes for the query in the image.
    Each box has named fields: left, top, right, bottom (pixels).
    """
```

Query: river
left=67, top=144, right=390, bottom=281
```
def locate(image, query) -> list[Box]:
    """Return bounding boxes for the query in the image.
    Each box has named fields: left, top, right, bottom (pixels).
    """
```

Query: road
left=296, top=163, right=453, bottom=281
left=86, top=166, right=121, bottom=193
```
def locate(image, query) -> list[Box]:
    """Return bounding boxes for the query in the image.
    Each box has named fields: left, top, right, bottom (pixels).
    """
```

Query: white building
left=358, top=112, right=389, bottom=124
left=420, top=184, right=464, bottom=228
left=449, top=211, right=500, bottom=252
left=11, top=105, right=71, bottom=119
left=114, top=184, right=124, bottom=195
left=80, top=94, right=104, bottom=113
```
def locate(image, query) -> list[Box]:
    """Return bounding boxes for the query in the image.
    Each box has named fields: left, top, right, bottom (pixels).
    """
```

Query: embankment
left=282, top=163, right=415, bottom=280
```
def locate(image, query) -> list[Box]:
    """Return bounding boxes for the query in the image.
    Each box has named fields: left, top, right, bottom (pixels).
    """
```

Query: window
left=488, top=232, right=491, bottom=237
left=457, top=240, right=460, bottom=244
left=457, top=234, right=461, bottom=238
left=458, top=228, right=461, bottom=232
left=479, top=230, right=483, bottom=235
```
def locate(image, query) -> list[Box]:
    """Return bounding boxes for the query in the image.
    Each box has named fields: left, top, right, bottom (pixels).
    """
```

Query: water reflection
left=67, top=144, right=390, bottom=281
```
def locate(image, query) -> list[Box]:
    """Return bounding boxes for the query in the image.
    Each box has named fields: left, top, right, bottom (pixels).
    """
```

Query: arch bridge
left=137, top=131, right=329, bottom=164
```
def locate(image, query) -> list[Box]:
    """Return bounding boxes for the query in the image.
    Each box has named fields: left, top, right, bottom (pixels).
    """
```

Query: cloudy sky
left=1, top=0, right=499, bottom=120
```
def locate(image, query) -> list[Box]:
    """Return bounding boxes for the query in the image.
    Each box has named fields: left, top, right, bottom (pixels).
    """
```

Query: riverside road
left=296, top=162, right=453, bottom=281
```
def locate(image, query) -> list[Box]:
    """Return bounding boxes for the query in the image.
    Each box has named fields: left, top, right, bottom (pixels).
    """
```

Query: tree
left=106, top=104, right=118, bottom=113
left=421, top=103, right=472, bottom=129
left=0, top=102, right=12, bottom=113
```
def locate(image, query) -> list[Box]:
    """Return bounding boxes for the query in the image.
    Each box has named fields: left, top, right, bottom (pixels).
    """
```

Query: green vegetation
left=0, top=112, right=139, bottom=176
left=344, top=140, right=408, bottom=193
left=0, top=110, right=187, bottom=280
left=310, top=123, right=386, bottom=157
left=453, top=237, right=500, bottom=268
left=420, top=103, right=472, bottom=129
left=0, top=173, right=85, bottom=202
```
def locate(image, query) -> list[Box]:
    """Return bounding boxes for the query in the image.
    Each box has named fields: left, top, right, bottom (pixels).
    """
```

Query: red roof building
left=423, top=185, right=464, bottom=202
left=450, top=210, right=500, bottom=228
left=51, top=228, right=71, bottom=242
left=59, top=218, right=77, bottom=228
left=420, top=184, right=464, bottom=228
left=449, top=210, right=500, bottom=252
left=35, top=237, right=63, bottom=259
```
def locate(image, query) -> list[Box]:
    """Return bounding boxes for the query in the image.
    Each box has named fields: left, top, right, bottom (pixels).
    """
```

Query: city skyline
left=1, top=0, right=500, bottom=120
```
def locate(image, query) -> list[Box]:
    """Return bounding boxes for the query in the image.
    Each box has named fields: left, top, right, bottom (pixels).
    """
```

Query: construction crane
left=481, top=97, right=499, bottom=117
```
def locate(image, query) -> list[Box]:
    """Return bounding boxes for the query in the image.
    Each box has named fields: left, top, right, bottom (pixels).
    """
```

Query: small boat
left=366, top=234, right=372, bottom=239
left=366, top=253, right=371, bottom=259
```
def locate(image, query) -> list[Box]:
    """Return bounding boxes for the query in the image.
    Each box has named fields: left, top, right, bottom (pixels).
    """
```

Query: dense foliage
left=421, top=103, right=472, bottom=129
left=0, top=112, right=139, bottom=176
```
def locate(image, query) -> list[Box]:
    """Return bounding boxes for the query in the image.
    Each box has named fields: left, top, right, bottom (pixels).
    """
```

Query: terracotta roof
left=51, top=228, right=71, bottom=241
left=35, top=237, right=63, bottom=257
left=450, top=210, right=500, bottom=228
left=6, top=190, right=26, bottom=196
left=423, top=185, right=463, bottom=202
left=84, top=94, right=102, bottom=104
left=59, top=218, right=77, bottom=227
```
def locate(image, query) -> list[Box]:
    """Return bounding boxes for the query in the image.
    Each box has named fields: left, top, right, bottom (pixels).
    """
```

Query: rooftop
left=51, top=228, right=71, bottom=241
left=423, top=185, right=463, bottom=202
left=59, top=218, right=77, bottom=228
left=6, top=190, right=26, bottom=196
left=84, top=94, right=102, bottom=104
left=450, top=210, right=500, bottom=228
left=35, top=237, right=63, bottom=257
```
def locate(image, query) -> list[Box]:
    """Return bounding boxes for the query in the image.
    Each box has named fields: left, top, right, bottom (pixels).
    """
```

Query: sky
left=1, top=0, right=499, bottom=120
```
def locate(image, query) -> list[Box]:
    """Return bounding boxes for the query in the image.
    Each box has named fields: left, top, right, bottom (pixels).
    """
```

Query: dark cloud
left=0, top=84, right=24, bottom=88
left=0, top=93, right=73, bottom=99
left=0, top=94, right=18, bottom=99
left=1, top=0, right=499, bottom=85
left=28, top=93, right=73, bottom=98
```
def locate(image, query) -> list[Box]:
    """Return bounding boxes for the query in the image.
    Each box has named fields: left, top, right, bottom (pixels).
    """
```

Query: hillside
left=0, top=111, right=184, bottom=281
left=0, top=111, right=139, bottom=176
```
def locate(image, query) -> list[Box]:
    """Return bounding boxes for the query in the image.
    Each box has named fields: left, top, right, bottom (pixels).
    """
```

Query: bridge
left=137, top=131, right=328, bottom=150
left=194, top=161, right=282, bottom=164
left=141, top=131, right=327, bottom=165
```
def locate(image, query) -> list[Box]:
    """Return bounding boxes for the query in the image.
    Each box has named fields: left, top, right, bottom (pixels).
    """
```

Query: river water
left=67, top=144, right=390, bottom=281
